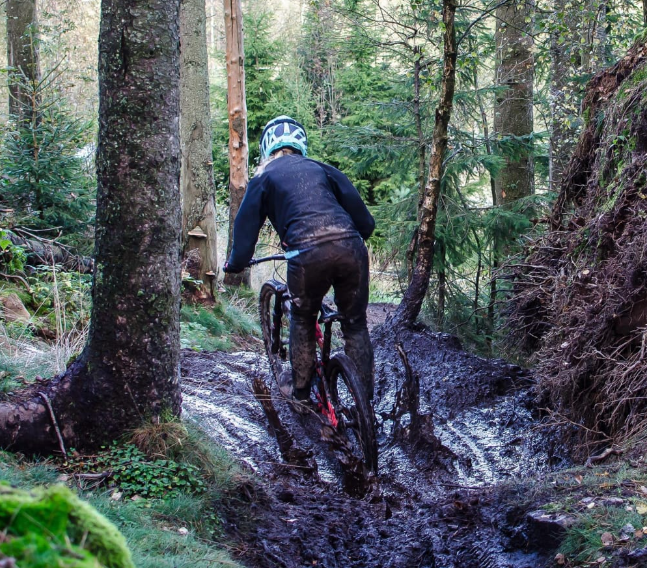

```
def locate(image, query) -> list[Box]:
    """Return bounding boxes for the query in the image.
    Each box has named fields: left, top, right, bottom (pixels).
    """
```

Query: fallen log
left=7, top=229, right=93, bottom=273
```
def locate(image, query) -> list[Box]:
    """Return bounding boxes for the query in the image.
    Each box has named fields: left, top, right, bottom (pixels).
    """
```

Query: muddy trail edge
left=181, top=305, right=567, bottom=567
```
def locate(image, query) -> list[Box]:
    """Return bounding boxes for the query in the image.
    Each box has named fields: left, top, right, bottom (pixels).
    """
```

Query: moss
left=68, top=491, right=135, bottom=568
left=0, top=484, right=134, bottom=568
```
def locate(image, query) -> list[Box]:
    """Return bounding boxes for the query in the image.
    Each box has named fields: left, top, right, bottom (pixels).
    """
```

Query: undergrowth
left=180, top=288, right=259, bottom=351
left=0, top=418, right=247, bottom=568
left=497, top=458, right=647, bottom=567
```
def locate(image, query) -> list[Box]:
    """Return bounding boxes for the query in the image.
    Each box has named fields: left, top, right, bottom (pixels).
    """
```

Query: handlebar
left=248, top=254, right=286, bottom=266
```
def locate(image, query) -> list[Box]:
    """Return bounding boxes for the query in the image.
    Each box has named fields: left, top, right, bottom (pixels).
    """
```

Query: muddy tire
left=327, top=354, right=378, bottom=473
left=259, top=280, right=290, bottom=384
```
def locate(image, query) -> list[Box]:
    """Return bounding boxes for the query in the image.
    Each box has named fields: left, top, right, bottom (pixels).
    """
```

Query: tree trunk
left=223, top=0, right=250, bottom=287
left=436, top=240, right=446, bottom=328
left=180, top=0, right=218, bottom=291
left=391, top=0, right=457, bottom=329
left=493, top=0, right=534, bottom=205
left=6, top=0, right=40, bottom=120
left=0, top=0, right=182, bottom=454
left=406, top=52, right=427, bottom=283
left=470, top=37, right=498, bottom=350
left=549, top=0, right=581, bottom=191
left=644, top=0, right=647, bottom=27
left=581, top=0, right=608, bottom=74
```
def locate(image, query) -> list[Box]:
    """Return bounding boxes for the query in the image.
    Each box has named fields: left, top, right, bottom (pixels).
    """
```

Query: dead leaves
left=600, top=531, right=614, bottom=547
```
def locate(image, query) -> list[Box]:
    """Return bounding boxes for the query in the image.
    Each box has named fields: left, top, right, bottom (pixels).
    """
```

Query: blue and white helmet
left=259, top=116, right=308, bottom=161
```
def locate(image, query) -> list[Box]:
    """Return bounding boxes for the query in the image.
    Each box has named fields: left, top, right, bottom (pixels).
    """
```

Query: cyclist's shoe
left=289, top=384, right=314, bottom=415
left=293, top=385, right=311, bottom=401
left=278, top=370, right=294, bottom=398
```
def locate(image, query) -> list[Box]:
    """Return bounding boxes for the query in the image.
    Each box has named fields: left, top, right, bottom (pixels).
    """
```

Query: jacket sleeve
left=320, top=162, right=375, bottom=240
left=227, top=176, right=267, bottom=271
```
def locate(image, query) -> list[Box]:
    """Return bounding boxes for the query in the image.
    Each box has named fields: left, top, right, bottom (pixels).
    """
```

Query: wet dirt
left=181, top=307, right=568, bottom=568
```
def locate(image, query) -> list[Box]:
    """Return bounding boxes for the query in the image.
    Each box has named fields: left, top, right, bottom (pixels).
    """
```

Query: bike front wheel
left=259, top=280, right=290, bottom=384
left=326, top=354, right=378, bottom=473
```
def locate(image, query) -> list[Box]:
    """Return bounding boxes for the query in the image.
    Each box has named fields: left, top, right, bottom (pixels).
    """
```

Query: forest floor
left=180, top=303, right=622, bottom=568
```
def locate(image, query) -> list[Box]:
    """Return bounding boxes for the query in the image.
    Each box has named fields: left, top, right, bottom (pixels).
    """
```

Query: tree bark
left=549, top=0, right=581, bottom=191
left=644, top=0, right=647, bottom=27
left=391, top=0, right=457, bottom=329
left=180, top=0, right=218, bottom=291
left=223, top=0, right=250, bottom=287
left=436, top=240, right=446, bottom=328
left=0, top=0, right=182, bottom=454
left=468, top=37, right=497, bottom=349
left=406, top=52, right=427, bottom=283
left=6, top=0, right=40, bottom=120
left=493, top=0, right=534, bottom=205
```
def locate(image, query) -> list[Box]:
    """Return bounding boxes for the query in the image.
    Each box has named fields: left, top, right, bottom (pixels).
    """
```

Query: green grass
left=89, top=496, right=240, bottom=568
left=0, top=418, right=248, bottom=568
left=495, top=461, right=647, bottom=567
left=560, top=506, right=645, bottom=564
left=180, top=289, right=260, bottom=352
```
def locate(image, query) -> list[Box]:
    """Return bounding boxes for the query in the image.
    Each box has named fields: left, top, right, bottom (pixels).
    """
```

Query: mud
left=181, top=309, right=568, bottom=567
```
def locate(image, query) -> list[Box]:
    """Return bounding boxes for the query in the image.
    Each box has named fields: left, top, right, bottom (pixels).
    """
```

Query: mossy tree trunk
left=493, top=0, right=534, bottom=205
left=223, top=0, right=250, bottom=287
left=392, top=0, right=457, bottom=329
left=180, top=0, right=218, bottom=291
left=6, top=0, right=40, bottom=120
left=0, top=0, right=182, bottom=454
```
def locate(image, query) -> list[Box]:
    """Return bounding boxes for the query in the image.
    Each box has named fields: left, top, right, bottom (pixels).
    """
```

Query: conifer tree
left=180, top=0, right=218, bottom=291
left=0, top=0, right=183, bottom=453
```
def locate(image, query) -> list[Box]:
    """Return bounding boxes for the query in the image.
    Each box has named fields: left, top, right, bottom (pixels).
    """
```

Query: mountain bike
left=250, top=254, right=378, bottom=473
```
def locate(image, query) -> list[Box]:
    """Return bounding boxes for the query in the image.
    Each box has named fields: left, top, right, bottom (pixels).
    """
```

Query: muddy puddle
left=181, top=315, right=567, bottom=568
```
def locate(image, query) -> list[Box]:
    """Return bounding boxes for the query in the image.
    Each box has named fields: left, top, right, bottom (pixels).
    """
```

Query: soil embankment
left=181, top=307, right=568, bottom=567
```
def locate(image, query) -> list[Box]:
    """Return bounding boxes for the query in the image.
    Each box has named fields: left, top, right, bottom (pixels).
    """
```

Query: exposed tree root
left=508, top=38, right=647, bottom=453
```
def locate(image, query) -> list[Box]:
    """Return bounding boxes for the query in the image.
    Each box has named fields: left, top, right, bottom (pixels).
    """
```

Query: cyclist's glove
left=223, top=261, right=244, bottom=274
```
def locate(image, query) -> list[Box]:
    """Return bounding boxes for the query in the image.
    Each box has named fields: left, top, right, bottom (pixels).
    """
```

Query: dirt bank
left=181, top=311, right=571, bottom=567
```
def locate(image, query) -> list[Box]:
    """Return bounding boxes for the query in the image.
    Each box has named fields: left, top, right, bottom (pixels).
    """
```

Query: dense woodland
left=1, top=0, right=644, bottom=344
left=1, top=0, right=647, bottom=566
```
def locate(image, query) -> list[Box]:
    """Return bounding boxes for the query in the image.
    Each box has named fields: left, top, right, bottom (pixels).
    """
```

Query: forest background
left=0, top=0, right=645, bottom=358
left=0, top=1, right=646, bottom=565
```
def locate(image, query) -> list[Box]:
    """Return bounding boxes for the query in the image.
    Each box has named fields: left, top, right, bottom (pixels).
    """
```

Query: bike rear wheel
left=259, top=280, right=290, bottom=383
left=326, top=354, right=378, bottom=473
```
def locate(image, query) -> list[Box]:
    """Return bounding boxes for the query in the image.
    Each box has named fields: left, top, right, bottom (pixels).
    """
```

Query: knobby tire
left=259, top=280, right=288, bottom=384
left=327, top=354, right=378, bottom=473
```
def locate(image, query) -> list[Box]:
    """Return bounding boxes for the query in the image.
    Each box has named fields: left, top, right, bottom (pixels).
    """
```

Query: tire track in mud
left=181, top=323, right=565, bottom=567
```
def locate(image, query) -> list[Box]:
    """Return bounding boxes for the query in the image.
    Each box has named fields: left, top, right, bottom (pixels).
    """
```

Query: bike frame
left=251, top=255, right=341, bottom=427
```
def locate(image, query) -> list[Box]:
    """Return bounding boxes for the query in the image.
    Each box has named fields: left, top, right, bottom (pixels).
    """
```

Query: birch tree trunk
left=0, top=0, right=182, bottom=454
left=6, top=0, right=40, bottom=120
left=223, top=0, right=250, bottom=286
left=391, top=0, right=457, bottom=329
left=180, top=0, right=218, bottom=291
left=493, top=0, right=534, bottom=205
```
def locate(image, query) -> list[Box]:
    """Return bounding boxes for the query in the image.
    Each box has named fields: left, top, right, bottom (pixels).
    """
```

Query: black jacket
left=227, top=154, right=375, bottom=271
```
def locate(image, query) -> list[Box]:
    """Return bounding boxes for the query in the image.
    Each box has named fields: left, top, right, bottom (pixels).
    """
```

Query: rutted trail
left=181, top=312, right=566, bottom=567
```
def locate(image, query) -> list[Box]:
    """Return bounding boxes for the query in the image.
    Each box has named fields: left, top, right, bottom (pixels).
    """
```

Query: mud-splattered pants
left=287, top=236, right=374, bottom=399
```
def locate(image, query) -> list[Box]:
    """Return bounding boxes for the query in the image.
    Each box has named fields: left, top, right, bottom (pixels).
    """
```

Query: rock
left=0, top=293, right=30, bottom=324
left=526, top=510, right=578, bottom=549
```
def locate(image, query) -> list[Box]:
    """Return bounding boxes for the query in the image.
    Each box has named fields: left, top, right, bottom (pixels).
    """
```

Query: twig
left=586, top=446, right=623, bottom=468
left=38, top=391, right=67, bottom=456
left=73, top=471, right=112, bottom=480
left=0, top=272, right=31, bottom=292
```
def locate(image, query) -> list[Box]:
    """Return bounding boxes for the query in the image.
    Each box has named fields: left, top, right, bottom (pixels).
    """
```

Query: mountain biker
left=223, top=115, right=375, bottom=403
